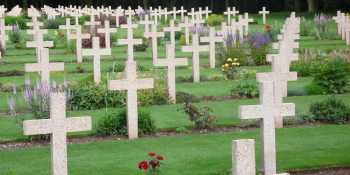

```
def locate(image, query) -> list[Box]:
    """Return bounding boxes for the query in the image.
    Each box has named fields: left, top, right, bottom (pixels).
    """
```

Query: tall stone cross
left=181, top=34, right=209, bottom=83
left=0, top=5, right=7, bottom=18
left=204, top=6, right=212, bottom=19
left=345, top=26, right=350, bottom=45
left=151, top=8, right=162, bottom=24
left=59, top=18, right=75, bottom=39
left=25, top=48, right=64, bottom=84
left=161, top=7, right=172, bottom=22
left=125, top=6, right=135, bottom=19
left=239, top=13, right=253, bottom=35
left=178, top=16, right=193, bottom=45
left=84, top=10, right=101, bottom=32
left=197, top=7, right=203, bottom=19
left=7, top=5, right=22, bottom=17
left=170, top=7, right=179, bottom=20
left=82, top=37, right=111, bottom=83
left=233, top=18, right=244, bottom=40
left=232, top=139, right=290, bottom=175
left=216, top=22, right=229, bottom=36
left=339, top=15, right=350, bottom=40
left=200, top=27, right=224, bottom=68
left=143, top=23, right=164, bottom=60
left=26, top=29, right=53, bottom=64
left=163, top=20, right=181, bottom=46
left=224, top=7, right=239, bottom=25
left=112, top=8, right=123, bottom=27
left=23, top=92, right=91, bottom=175
left=139, top=14, right=154, bottom=33
left=154, top=44, right=187, bottom=104
left=118, top=17, right=142, bottom=61
left=187, top=8, right=196, bottom=20
left=67, top=25, right=90, bottom=63
left=102, top=7, right=113, bottom=17
left=177, top=6, right=187, bottom=21
left=191, top=14, right=205, bottom=27
left=0, top=19, right=12, bottom=50
left=135, top=6, right=143, bottom=14
left=70, top=8, right=83, bottom=25
left=97, top=20, right=117, bottom=49
left=332, top=11, right=342, bottom=35
left=259, top=7, right=270, bottom=24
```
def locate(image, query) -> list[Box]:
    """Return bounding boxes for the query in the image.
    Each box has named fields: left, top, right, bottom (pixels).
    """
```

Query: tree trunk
left=225, top=0, right=228, bottom=10
left=295, top=0, right=301, bottom=12
left=307, top=0, right=316, bottom=13
left=23, top=0, right=27, bottom=10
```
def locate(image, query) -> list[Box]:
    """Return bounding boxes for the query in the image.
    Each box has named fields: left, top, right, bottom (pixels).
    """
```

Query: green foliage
left=176, top=91, right=200, bottom=104
left=0, top=44, right=5, bottom=56
left=134, top=37, right=151, bottom=52
left=309, top=95, right=350, bottom=124
left=217, top=42, right=249, bottom=66
left=283, top=116, right=304, bottom=125
left=175, top=74, right=210, bottom=83
left=287, top=88, right=309, bottom=97
left=8, top=29, right=23, bottom=43
left=267, top=21, right=283, bottom=42
left=205, top=14, right=224, bottom=26
left=4, top=16, right=28, bottom=29
left=290, top=63, right=313, bottom=77
left=177, top=102, right=220, bottom=129
left=76, top=64, right=86, bottom=73
left=311, top=58, right=350, bottom=94
left=305, top=83, right=329, bottom=95
left=105, top=63, right=125, bottom=72
left=94, top=108, right=156, bottom=137
left=221, top=58, right=240, bottom=80
left=208, top=74, right=224, bottom=81
left=44, top=18, right=66, bottom=29
left=0, top=69, right=24, bottom=77
left=65, top=39, right=76, bottom=54
left=175, top=31, right=184, bottom=40
left=237, top=119, right=260, bottom=128
left=230, top=80, right=259, bottom=98
left=236, top=69, right=257, bottom=80
left=175, top=127, right=191, bottom=133
left=297, top=112, right=317, bottom=123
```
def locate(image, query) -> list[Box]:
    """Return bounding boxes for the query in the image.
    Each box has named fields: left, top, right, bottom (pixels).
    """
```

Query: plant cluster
left=94, top=108, right=156, bottom=137
left=176, top=91, right=200, bottom=104
left=230, top=80, right=259, bottom=98
left=175, top=74, right=210, bottom=83
left=205, top=14, right=224, bottom=26
left=246, top=31, right=271, bottom=66
left=177, top=102, right=220, bottom=129
left=4, top=16, right=28, bottom=29
left=313, top=13, right=335, bottom=40
left=221, top=58, right=240, bottom=80
left=138, top=152, right=165, bottom=175
left=44, top=18, right=66, bottom=29
left=265, top=21, right=282, bottom=42
left=0, top=69, right=25, bottom=77
left=8, top=21, right=23, bottom=43
left=256, top=160, right=286, bottom=175
left=299, top=16, right=312, bottom=36
left=134, top=37, right=151, bottom=52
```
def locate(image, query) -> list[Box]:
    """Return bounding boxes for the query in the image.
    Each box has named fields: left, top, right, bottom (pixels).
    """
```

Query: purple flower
left=13, top=82, right=16, bottom=95
left=279, top=161, right=283, bottom=164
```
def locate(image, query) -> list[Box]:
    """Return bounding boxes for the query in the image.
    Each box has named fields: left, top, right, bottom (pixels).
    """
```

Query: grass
left=0, top=124, right=349, bottom=174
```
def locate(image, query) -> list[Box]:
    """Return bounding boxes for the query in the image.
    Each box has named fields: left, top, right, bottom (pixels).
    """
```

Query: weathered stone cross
left=59, top=18, right=75, bottom=39
left=239, top=13, right=253, bottom=35
left=339, top=15, right=350, bottom=40
left=163, top=20, right=181, bottom=46
left=259, top=7, right=270, bottom=24
left=118, top=17, right=142, bottom=61
left=223, top=7, right=239, bottom=25
left=26, top=29, right=53, bottom=64
left=181, top=34, right=209, bottom=83
left=139, top=14, right=154, bottom=33
left=23, top=92, right=91, bottom=175
left=151, top=8, right=162, bottom=24
left=125, top=6, right=135, bottom=19
left=97, top=20, right=117, bottom=49
left=82, top=37, right=111, bottom=83
left=144, top=23, right=164, bottom=60
left=177, top=6, right=187, bottom=21
left=25, top=48, right=64, bottom=84
left=187, top=8, right=196, bottom=20
left=0, top=5, right=7, bottom=18
left=200, top=27, right=224, bottom=68
left=161, top=7, right=172, bottom=22
left=332, top=11, right=342, bottom=35
left=85, top=9, right=101, bottom=32
left=70, top=8, right=83, bottom=25
left=170, top=7, right=179, bottom=20
left=0, top=19, right=12, bottom=50
left=112, top=8, right=123, bottom=27
left=67, top=25, right=90, bottom=63
left=178, top=17, right=193, bottom=45
left=191, top=14, right=205, bottom=27
left=204, top=6, right=212, bottom=19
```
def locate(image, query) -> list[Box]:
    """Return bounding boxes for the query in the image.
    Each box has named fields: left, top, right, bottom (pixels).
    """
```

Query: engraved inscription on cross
left=118, top=17, right=142, bottom=61
left=67, top=25, right=90, bottom=63
left=200, top=27, right=224, bottom=68
left=82, top=37, right=111, bottom=83
left=108, top=61, right=154, bottom=139
left=163, top=20, right=181, bottom=46
left=23, top=92, right=91, bottom=175
left=25, top=48, right=64, bottom=84
left=0, top=19, right=12, bottom=50
left=97, top=20, right=117, bottom=49
left=154, top=44, right=187, bottom=104
left=259, top=7, right=270, bottom=24
left=181, top=34, right=209, bottom=83
left=144, top=23, right=164, bottom=60
left=224, top=7, right=239, bottom=25
left=178, top=16, right=193, bottom=45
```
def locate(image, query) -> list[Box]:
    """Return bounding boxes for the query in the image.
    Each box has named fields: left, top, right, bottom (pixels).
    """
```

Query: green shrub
left=310, top=95, right=350, bottom=124
left=176, top=74, right=210, bottom=83
left=283, top=116, right=304, bottom=125
left=237, top=119, right=260, bottom=128
left=304, top=83, right=329, bottom=95
left=175, top=31, right=184, bottom=40
left=237, top=69, right=257, bottom=80
left=221, top=58, right=240, bottom=80
left=4, top=16, right=28, bottom=29
left=287, top=88, right=309, bottom=97
left=134, top=37, right=150, bottom=52
left=230, top=80, right=259, bottom=98
left=297, top=112, right=316, bottom=123
left=94, top=108, right=156, bottom=137
left=105, top=63, right=126, bottom=72
left=177, top=102, right=220, bottom=129
left=175, top=127, right=191, bottom=133
left=176, top=91, right=200, bottom=104
left=290, top=64, right=312, bottom=77
left=205, top=14, right=224, bottom=26
left=209, top=74, right=224, bottom=81
left=8, top=23, right=23, bottom=43
left=44, top=18, right=66, bottom=29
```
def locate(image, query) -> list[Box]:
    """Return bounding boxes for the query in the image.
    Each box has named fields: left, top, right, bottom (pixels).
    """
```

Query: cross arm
left=256, top=72, right=297, bottom=82
left=117, top=39, right=142, bottom=45
left=49, top=62, right=65, bottom=71
left=135, top=78, right=154, bottom=89
left=23, top=119, right=53, bottom=135
left=66, top=117, right=92, bottom=132
left=25, top=63, right=41, bottom=72
left=153, top=58, right=187, bottom=67
left=181, top=46, right=192, bottom=52
left=238, top=103, right=295, bottom=120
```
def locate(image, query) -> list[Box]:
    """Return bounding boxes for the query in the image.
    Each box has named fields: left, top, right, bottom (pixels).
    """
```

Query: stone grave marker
left=144, top=23, right=164, bottom=60
left=216, top=22, right=229, bottom=36
left=0, top=19, right=12, bottom=50
left=178, top=16, right=193, bottom=45
left=332, top=11, right=342, bottom=35
left=154, top=44, right=187, bottom=104
left=187, top=8, right=196, bottom=20
left=191, top=13, right=205, bottom=27
left=177, top=6, right=187, bottom=21
left=26, top=29, right=53, bottom=65
left=239, top=13, right=253, bottom=35
left=125, top=6, right=135, bottom=19
left=197, top=7, right=203, bottom=19
left=102, top=7, right=113, bottom=17
left=232, top=18, right=244, bottom=40
left=27, top=6, right=45, bottom=56
left=181, top=34, right=209, bottom=83
left=97, top=20, right=117, bottom=49
left=25, top=48, right=64, bottom=84
left=224, top=7, right=239, bottom=25
left=67, top=25, right=90, bottom=63
left=82, top=37, right=111, bottom=83
left=59, top=18, right=75, bottom=39
left=345, top=27, right=350, bottom=45
left=139, top=14, right=154, bottom=33
left=85, top=9, right=101, bottom=32
left=204, top=6, right=212, bottom=19
left=170, top=7, right=179, bottom=20
left=23, top=92, right=91, bottom=175
left=70, top=8, right=83, bottom=25
left=0, top=5, right=7, bottom=18
left=161, top=7, right=172, bottom=22
left=151, top=8, right=162, bottom=24
left=112, top=8, right=123, bottom=27
left=7, top=5, right=22, bottom=16
left=135, top=6, right=143, bottom=15
left=339, top=15, right=350, bottom=40
left=259, top=7, right=270, bottom=25
left=163, top=20, right=181, bottom=46
left=118, top=17, right=142, bottom=61
left=200, top=27, right=224, bottom=68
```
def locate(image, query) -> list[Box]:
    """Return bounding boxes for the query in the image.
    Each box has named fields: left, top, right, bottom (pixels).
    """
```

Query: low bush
left=287, top=88, right=309, bottom=97
left=105, top=63, right=126, bottom=72
left=4, top=16, right=28, bottom=29
left=8, top=21, right=23, bottom=43
left=1, top=83, right=23, bottom=92
left=177, top=102, right=220, bottom=129
left=238, top=116, right=305, bottom=128
left=175, top=31, right=184, bottom=40
left=297, top=112, right=317, bottom=123
left=134, top=37, right=151, bottom=52
left=0, top=69, right=25, bottom=77
left=221, top=58, right=240, bottom=80
left=76, top=64, right=86, bottom=73
left=205, top=14, right=224, bottom=26
left=175, top=74, right=210, bottom=83
left=237, top=119, right=260, bottom=128
left=176, top=91, right=200, bottom=104
left=309, top=95, right=350, bottom=124
left=44, top=18, right=66, bottom=29
left=236, top=69, right=257, bottom=80
left=209, top=74, right=224, bottom=81
left=94, top=108, right=156, bottom=137
left=230, top=80, right=259, bottom=98
left=283, top=116, right=304, bottom=125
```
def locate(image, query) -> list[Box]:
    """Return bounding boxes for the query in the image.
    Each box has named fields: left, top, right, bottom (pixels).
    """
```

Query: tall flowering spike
left=64, top=76, right=67, bottom=88
left=13, top=82, right=16, bottom=95
left=52, top=81, right=56, bottom=89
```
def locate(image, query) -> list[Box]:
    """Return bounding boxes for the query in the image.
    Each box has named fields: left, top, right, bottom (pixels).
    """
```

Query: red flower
left=156, top=156, right=163, bottom=160
left=62, top=34, right=64, bottom=37
left=139, top=161, right=147, bottom=170
left=266, top=25, right=271, bottom=29
left=149, top=160, right=154, bottom=164
left=148, top=152, right=155, bottom=156
left=149, top=37, right=152, bottom=40
left=157, top=161, right=160, bottom=165
left=143, top=164, right=148, bottom=170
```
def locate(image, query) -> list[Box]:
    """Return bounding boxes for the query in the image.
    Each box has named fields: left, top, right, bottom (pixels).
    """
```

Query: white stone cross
left=216, top=22, right=229, bottom=36
left=27, top=7, right=46, bottom=58
left=139, top=14, right=154, bottom=33
left=85, top=11, right=102, bottom=32
left=233, top=18, right=244, bottom=40
left=59, top=18, right=75, bottom=39
left=125, top=6, right=135, bottom=19
left=239, top=13, right=253, bottom=35
left=57, top=5, right=66, bottom=17
left=191, top=13, right=205, bottom=27
left=187, top=8, right=196, bottom=20
left=259, top=7, right=270, bottom=24
left=345, top=27, right=350, bottom=45
left=232, top=139, right=290, bottom=175
left=151, top=8, right=162, bottom=24
left=224, top=7, right=239, bottom=25
left=178, top=16, right=193, bottom=45
left=200, top=27, right=224, bottom=68
left=161, top=7, right=172, bottom=22
left=112, top=8, right=123, bottom=27
left=144, top=23, right=164, bottom=60
left=332, top=11, right=342, bottom=35
left=163, top=19, right=181, bottom=46
left=6, top=5, right=22, bottom=17
left=70, top=8, right=83, bottom=25
left=97, top=20, right=117, bottom=49
left=82, top=37, right=111, bottom=83
left=154, top=44, right=187, bottom=104
left=23, top=92, right=91, bottom=175
left=204, top=6, right=212, bottom=19
left=25, top=48, right=64, bottom=84
left=178, top=6, right=187, bottom=21
left=170, top=7, right=179, bottom=20
left=0, top=5, right=7, bottom=18
left=67, top=25, right=90, bottom=63
left=108, top=61, right=154, bottom=139
left=181, top=34, right=209, bottom=83
left=197, top=7, right=203, bottom=19
left=102, top=7, right=113, bottom=17
left=118, top=17, right=142, bottom=62
left=339, top=15, right=350, bottom=40
left=26, top=29, right=53, bottom=64
left=0, top=19, right=12, bottom=49
left=135, top=6, right=143, bottom=15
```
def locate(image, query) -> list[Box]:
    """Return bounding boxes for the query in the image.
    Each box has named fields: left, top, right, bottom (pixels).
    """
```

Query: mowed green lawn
left=0, top=125, right=349, bottom=175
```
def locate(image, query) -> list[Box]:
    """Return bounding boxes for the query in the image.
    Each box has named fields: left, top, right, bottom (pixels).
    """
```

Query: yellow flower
left=234, top=58, right=238, bottom=61
left=81, top=26, right=83, bottom=29
left=72, top=30, right=76, bottom=34
left=222, top=65, right=225, bottom=68
left=232, top=63, right=236, bottom=66
left=347, top=13, right=349, bottom=16
left=236, top=63, right=240, bottom=66
left=227, top=58, right=232, bottom=62
left=222, top=69, right=225, bottom=71
left=225, top=64, right=229, bottom=67
left=54, top=31, right=58, bottom=35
